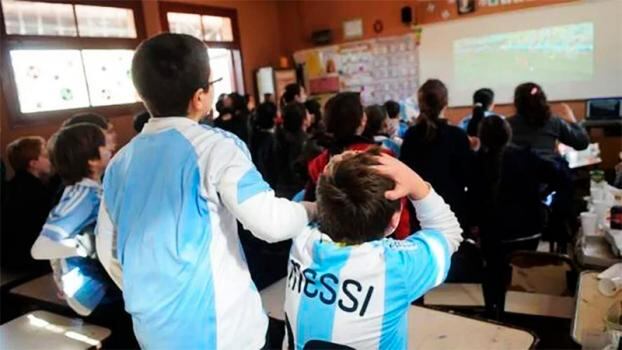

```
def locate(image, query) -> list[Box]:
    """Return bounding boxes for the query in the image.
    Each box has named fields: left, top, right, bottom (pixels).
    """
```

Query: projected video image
left=454, top=22, right=593, bottom=87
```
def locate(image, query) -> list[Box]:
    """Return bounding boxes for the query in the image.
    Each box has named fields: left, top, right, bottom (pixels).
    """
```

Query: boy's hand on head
left=372, top=153, right=430, bottom=201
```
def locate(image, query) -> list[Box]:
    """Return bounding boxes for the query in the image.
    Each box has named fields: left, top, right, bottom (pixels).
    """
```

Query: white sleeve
left=31, top=235, right=80, bottom=260
left=410, top=187, right=463, bottom=253
left=95, top=198, right=122, bottom=289
left=210, top=138, right=309, bottom=243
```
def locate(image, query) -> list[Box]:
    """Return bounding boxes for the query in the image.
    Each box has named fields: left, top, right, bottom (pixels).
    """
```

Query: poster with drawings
left=293, top=33, right=420, bottom=122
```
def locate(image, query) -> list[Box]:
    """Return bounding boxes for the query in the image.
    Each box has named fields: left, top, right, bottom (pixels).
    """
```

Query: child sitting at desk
left=31, top=123, right=114, bottom=316
left=284, top=148, right=462, bottom=349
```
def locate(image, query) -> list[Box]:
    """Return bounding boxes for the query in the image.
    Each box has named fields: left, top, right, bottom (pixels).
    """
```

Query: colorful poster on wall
left=294, top=33, right=420, bottom=121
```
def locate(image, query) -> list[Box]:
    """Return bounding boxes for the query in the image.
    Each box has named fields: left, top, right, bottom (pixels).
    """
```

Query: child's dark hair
left=282, top=83, right=302, bottom=105
left=417, top=79, right=448, bottom=142
left=228, top=92, right=249, bottom=115
left=514, top=82, right=551, bottom=127
left=63, top=112, right=109, bottom=130
left=467, top=88, right=494, bottom=136
left=317, top=148, right=400, bottom=244
left=133, top=111, right=151, bottom=133
left=6, top=136, right=45, bottom=173
left=363, top=104, right=387, bottom=138
left=49, top=124, right=105, bottom=185
left=282, top=102, right=306, bottom=133
left=478, top=115, right=511, bottom=205
left=305, top=99, right=323, bottom=132
left=255, top=102, right=277, bottom=130
left=324, top=92, right=364, bottom=145
left=131, top=33, right=210, bottom=118
left=384, top=100, right=400, bottom=119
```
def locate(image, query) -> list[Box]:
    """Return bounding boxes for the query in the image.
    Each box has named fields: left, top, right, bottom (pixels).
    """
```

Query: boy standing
left=285, top=150, right=462, bottom=349
left=31, top=124, right=113, bottom=315
left=2, top=136, right=55, bottom=272
left=96, top=33, right=313, bottom=349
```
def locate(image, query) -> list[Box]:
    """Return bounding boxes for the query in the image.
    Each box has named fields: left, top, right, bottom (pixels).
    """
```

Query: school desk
left=572, top=271, right=622, bottom=345
left=0, top=310, right=110, bottom=349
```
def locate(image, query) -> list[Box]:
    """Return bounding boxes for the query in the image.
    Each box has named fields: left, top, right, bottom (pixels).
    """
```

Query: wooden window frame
left=159, top=1, right=245, bottom=93
left=0, top=0, right=147, bottom=128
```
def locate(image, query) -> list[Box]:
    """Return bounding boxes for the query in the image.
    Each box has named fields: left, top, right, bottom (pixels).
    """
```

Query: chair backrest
left=506, top=251, right=578, bottom=296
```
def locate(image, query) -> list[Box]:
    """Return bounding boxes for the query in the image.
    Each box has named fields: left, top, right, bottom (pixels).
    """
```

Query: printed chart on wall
left=293, top=33, right=420, bottom=120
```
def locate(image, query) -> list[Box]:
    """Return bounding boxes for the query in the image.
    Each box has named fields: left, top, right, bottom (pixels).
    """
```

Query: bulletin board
left=293, top=33, right=420, bottom=118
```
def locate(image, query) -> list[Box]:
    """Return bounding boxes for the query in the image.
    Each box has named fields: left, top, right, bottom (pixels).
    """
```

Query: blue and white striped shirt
left=284, top=189, right=462, bottom=350
left=96, top=117, right=310, bottom=349
left=32, top=178, right=110, bottom=316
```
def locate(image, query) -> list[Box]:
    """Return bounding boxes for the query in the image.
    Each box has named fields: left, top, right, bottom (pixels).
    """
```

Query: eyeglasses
left=208, top=77, right=223, bottom=86
left=204, top=77, right=222, bottom=93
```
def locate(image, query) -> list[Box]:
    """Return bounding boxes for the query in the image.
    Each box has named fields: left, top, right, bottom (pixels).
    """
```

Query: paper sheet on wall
left=294, top=33, right=420, bottom=122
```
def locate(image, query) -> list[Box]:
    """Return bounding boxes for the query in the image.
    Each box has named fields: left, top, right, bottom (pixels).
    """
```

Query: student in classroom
left=250, top=101, right=279, bottom=189
left=384, top=99, right=408, bottom=140
left=363, top=104, right=402, bottom=156
left=400, top=79, right=472, bottom=232
left=276, top=102, right=311, bottom=199
left=30, top=123, right=115, bottom=316
left=95, top=33, right=315, bottom=349
left=2, top=136, right=56, bottom=272
left=468, top=115, right=564, bottom=318
left=285, top=148, right=462, bottom=349
left=508, top=82, right=589, bottom=160
left=304, top=92, right=411, bottom=239
left=214, top=92, right=252, bottom=145
left=281, top=83, right=308, bottom=106
left=508, top=82, right=590, bottom=252
left=459, top=88, right=499, bottom=133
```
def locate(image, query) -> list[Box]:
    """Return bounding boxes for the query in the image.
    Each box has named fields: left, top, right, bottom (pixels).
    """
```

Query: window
left=0, top=0, right=146, bottom=125
left=159, top=2, right=245, bottom=108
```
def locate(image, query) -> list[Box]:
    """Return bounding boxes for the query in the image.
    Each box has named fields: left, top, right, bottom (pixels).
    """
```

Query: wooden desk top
left=572, top=271, right=622, bottom=345
left=0, top=310, right=110, bottom=349
left=10, top=273, right=67, bottom=307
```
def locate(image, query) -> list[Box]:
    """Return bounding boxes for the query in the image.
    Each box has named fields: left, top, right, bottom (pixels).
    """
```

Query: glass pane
left=167, top=12, right=202, bottom=39
left=82, top=50, right=139, bottom=107
left=2, top=0, right=77, bottom=36
left=202, top=15, right=233, bottom=42
left=75, top=5, right=137, bottom=38
left=207, top=48, right=234, bottom=109
left=232, top=50, right=244, bottom=94
left=10, top=50, right=90, bottom=113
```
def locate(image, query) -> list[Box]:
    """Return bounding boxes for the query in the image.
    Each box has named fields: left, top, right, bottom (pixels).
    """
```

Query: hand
left=468, top=136, right=480, bottom=151
left=555, top=103, right=577, bottom=124
left=372, top=153, right=430, bottom=200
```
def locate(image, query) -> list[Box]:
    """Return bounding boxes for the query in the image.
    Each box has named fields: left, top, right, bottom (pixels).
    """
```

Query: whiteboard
left=419, top=0, right=622, bottom=106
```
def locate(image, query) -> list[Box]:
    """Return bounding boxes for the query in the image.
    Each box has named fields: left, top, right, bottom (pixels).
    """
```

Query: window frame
left=0, top=0, right=147, bottom=128
left=158, top=1, right=245, bottom=93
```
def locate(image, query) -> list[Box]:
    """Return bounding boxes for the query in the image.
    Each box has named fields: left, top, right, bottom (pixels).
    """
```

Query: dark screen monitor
left=586, top=97, right=622, bottom=120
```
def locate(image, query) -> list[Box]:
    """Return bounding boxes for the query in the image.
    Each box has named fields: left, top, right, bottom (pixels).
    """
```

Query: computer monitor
left=586, top=97, right=622, bottom=120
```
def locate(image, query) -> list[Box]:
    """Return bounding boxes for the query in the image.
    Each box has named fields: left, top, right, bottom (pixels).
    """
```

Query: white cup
left=599, top=277, right=622, bottom=296
left=593, top=200, right=612, bottom=227
left=581, top=212, right=598, bottom=236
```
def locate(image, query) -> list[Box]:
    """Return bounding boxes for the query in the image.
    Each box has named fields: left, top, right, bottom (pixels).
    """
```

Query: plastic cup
left=581, top=212, right=598, bottom=236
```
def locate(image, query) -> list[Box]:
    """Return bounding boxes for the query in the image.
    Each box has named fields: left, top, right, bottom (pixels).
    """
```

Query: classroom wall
left=278, top=0, right=573, bottom=54
left=0, top=0, right=283, bottom=162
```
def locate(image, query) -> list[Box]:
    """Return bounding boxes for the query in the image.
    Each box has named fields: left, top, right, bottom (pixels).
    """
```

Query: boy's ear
left=28, top=159, right=38, bottom=170
left=384, top=208, right=403, bottom=237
